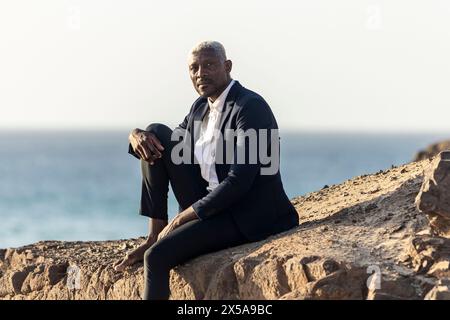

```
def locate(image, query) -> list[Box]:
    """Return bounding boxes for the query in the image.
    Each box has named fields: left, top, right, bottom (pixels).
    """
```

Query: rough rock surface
left=2, top=159, right=450, bottom=300
left=416, top=151, right=450, bottom=237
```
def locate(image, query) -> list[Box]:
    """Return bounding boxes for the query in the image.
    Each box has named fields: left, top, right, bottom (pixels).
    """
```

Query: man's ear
left=225, top=60, right=232, bottom=73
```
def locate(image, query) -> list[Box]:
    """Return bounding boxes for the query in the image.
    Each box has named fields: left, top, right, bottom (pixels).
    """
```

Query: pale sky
left=1, top=0, right=449, bottom=131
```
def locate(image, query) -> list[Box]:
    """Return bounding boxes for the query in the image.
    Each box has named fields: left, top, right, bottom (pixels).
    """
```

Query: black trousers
left=139, top=123, right=249, bottom=300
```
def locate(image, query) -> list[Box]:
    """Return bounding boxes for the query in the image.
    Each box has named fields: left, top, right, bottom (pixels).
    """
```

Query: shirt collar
left=208, top=79, right=236, bottom=112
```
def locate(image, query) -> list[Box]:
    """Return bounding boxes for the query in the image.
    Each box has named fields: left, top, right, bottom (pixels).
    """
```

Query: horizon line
left=1, top=127, right=450, bottom=136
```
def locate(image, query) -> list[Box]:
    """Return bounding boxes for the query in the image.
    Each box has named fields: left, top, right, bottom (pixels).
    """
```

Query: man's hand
left=157, top=206, right=199, bottom=241
left=129, top=128, right=165, bottom=164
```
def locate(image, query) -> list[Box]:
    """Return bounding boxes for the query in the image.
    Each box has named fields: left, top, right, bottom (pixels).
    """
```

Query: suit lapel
left=217, top=81, right=242, bottom=132
left=215, top=81, right=242, bottom=181
left=198, top=101, right=209, bottom=122
left=191, top=81, right=242, bottom=133
left=193, top=99, right=209, bottom=122
left=189, top=99, right=208, bottom=141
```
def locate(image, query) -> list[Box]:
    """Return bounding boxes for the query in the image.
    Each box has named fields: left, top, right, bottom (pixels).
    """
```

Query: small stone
left=398, top=254, right=411, bottom=263
left=427, top=260, right=450, bottom=277
left=119, top=243, right=130, bottom=251
left=368, top=187, right=381, bottom=194
left=25, top=251, right=35, bottom=260
left=416, top=228, right=432, bottom=236
left=425, top=280, right=450, bottom=300
left=365, top=203, right=378, bottom=212
left=391, top=223, right=405, bottom=233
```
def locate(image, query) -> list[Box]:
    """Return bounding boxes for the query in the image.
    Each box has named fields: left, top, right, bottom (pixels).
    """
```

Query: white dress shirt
left=194, top=79, right=236, bottom=192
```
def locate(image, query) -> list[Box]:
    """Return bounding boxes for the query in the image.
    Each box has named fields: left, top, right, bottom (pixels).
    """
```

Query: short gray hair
left=189, top=41, right=227, bottom=61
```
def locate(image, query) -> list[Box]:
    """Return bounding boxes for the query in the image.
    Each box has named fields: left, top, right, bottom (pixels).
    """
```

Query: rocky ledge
left=414, top=140, right=450, bottom=161
left=2, top=155, right=450, bottom=300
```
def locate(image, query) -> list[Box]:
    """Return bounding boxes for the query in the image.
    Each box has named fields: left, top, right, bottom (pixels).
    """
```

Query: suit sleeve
left=128, top=142, right=141, bottom=159
left=192, top=98, right=273, bottom=220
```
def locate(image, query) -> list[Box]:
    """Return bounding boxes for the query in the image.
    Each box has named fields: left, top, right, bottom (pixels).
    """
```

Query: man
left=114, top=41, right=299, bottom=300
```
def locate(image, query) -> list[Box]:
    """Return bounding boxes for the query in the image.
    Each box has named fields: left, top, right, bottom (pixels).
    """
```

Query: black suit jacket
left=176, top=81, right=299, bottom=241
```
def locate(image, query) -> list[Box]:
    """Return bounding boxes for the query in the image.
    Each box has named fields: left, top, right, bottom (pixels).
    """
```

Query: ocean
left=1, top=130, right=448, bottom=248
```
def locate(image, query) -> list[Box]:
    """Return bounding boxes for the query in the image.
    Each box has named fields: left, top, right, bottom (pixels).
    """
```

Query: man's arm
left=192, top=98, right=273, bottom=220
left=128, top=98, right=202, bottom=160
left=157, top=206, right=198, bottom=240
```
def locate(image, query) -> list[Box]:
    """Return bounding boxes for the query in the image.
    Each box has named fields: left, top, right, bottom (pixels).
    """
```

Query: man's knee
left=145, top=123, right=172, bottom=139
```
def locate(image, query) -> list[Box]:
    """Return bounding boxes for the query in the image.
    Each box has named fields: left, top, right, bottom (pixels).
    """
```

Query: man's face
left=188, top=50, right=232, bottom=100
